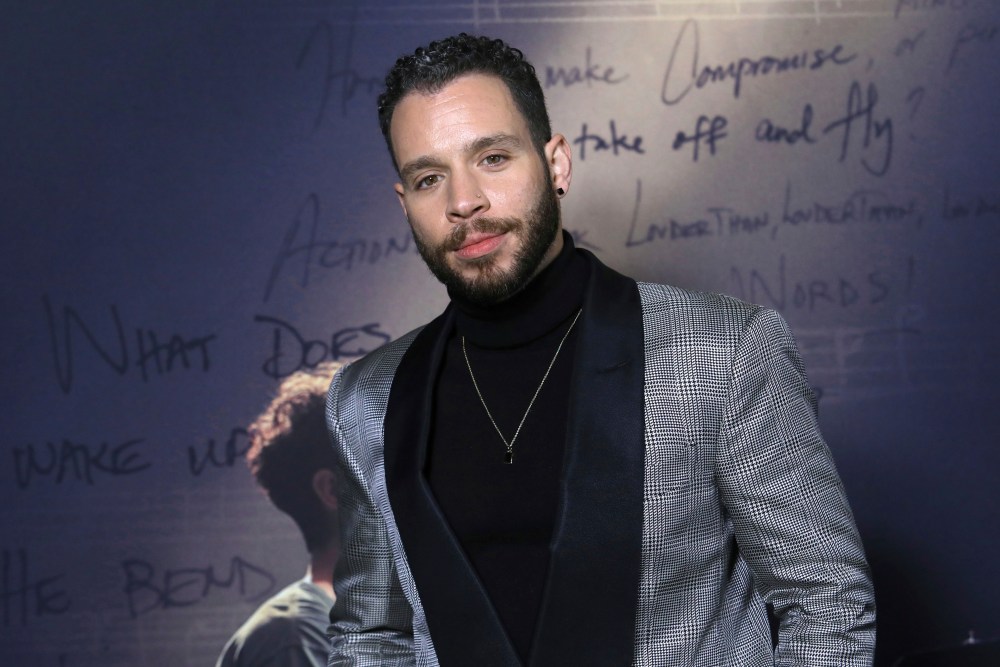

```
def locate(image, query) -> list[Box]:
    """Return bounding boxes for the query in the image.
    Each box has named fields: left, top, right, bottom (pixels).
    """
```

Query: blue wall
left=2, top=2, right=998, bottom=664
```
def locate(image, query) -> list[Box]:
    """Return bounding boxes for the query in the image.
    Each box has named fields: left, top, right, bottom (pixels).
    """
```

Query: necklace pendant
left=504, top=451, right=514, bottom=465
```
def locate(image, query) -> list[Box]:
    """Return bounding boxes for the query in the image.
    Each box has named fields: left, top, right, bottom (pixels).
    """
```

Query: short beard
left=411, top=182, right=561, bottom=306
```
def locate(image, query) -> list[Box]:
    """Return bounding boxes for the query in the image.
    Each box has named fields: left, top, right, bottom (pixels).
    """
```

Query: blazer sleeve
left=715, top=307, right=876, bottom=666
left=325, top=364, right=418, bottom=667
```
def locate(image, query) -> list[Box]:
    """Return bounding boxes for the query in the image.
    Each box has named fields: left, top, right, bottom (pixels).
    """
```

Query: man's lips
left=454, top=232, right=506, bottom=260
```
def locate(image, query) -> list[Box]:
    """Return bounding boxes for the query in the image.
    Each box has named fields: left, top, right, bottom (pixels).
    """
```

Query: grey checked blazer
left=325, top=251, right=875, bottom=666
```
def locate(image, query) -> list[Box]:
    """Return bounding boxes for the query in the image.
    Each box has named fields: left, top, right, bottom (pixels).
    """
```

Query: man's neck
left=306, top=546, right=337, bottom=599
left=530, top=225, right=564, bottom=282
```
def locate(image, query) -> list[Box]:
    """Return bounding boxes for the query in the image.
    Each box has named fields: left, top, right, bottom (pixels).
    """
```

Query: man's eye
left=482, top=154, right=505, bottom=166
left=416, top=174, right=440, bottom=189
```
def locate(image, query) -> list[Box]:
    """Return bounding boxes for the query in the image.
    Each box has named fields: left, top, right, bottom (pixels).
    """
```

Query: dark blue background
left=2, top=2, right=997, bottom=665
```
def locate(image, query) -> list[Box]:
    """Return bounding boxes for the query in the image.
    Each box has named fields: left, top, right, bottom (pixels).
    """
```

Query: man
left=325, top=34, right=875, bottom=666
left=217, top=363, right=342, bottom=667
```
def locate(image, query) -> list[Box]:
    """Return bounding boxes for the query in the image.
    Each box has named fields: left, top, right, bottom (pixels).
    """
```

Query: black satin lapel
left=530, top=251, right=646, bottom=666
left=383, top=307, right=520, bottom=667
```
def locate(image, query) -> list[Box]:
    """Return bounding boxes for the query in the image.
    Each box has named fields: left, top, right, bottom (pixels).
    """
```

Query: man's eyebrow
left=399, top=156, right=443, bottom=184
left=466, top=132, right=522, bottom=155
left=398, top=133, right=524, bottom=184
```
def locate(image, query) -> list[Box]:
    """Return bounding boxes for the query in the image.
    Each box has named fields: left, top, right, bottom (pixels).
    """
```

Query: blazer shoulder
left=326, top=325, right=423, bottom=423
left=636, top=281, right=769, bottom=344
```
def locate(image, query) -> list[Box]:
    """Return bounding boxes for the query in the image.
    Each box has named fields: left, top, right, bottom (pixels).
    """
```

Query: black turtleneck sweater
left=426, top=233, right=589, bottom=662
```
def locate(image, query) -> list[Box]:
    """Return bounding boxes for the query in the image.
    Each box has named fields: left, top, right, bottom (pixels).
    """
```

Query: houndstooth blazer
left=325, top=251, right=875, bottom=666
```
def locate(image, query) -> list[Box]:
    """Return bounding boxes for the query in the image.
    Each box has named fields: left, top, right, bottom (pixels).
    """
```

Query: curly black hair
left=246, top=362, right=342, bottom=553
left=377, top=33, right=552, bottom=172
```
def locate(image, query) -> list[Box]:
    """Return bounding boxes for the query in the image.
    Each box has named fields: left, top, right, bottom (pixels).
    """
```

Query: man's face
left=390, top=74, right=571, bottom=305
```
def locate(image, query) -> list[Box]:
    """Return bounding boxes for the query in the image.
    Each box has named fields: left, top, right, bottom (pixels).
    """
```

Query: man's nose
left=446, top=171, right=488, bottom=221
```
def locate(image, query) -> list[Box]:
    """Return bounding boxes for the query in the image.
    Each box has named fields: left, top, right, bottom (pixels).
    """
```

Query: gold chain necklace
left=461, top=308, right=582, bottom=464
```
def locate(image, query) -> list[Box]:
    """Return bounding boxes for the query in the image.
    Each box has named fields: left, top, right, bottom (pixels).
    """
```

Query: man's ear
left=394, top=182, right=408, bottom=217
left=311, top=469, right=339, bottom=512
left=545, top=133, right=572, bottom=197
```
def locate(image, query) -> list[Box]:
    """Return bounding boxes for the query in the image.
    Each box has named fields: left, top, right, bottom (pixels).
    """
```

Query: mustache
left=443, top=217, right=520, bottom=252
